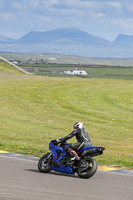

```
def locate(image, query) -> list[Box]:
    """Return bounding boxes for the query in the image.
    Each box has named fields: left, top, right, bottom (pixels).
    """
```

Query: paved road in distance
left=0, top=156, right=133, bottom=200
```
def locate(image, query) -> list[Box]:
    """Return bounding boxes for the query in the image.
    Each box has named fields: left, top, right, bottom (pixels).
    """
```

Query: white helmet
left=73, top=122, right=83, bottom=130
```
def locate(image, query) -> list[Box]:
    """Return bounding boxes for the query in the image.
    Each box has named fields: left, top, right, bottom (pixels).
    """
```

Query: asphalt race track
left=0, top=155, right=133, bottom=200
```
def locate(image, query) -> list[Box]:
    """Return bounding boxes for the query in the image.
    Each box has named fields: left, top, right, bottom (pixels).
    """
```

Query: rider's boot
left=70, top=150, right=80, bottom=161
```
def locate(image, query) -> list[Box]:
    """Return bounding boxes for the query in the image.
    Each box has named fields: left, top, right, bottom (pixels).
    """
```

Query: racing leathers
left=61, top=128, right=92, bottom=160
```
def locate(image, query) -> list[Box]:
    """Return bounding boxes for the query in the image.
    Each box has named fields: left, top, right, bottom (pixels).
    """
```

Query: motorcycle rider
left=57, top=122, right=92, bottom=161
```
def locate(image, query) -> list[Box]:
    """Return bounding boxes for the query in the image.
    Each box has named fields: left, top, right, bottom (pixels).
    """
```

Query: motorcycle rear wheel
left=76, top=157, right=97, bottom=179
left=38, top=153, right=53, bottom=173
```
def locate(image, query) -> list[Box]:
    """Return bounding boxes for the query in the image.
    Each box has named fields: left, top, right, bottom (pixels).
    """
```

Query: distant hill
left=0, top=35, right=16, bottom=43
left=113, top=34, right=133, bottom=46
left=17, top=27, right=111, bottom=46
left=1, top=28, right=133, bottom=58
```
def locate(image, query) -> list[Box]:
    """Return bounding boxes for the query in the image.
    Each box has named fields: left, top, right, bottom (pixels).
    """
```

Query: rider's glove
left=56, top=138, right=62, bottom=144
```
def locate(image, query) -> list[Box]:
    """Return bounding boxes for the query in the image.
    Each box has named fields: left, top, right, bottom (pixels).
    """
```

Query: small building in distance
left=61, top=68, right=88, bottom=76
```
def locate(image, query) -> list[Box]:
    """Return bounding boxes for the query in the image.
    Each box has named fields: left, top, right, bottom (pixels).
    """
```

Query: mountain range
left=0, top=35, right=17, bottom=43
left=0, top=27, right=133, bottom=58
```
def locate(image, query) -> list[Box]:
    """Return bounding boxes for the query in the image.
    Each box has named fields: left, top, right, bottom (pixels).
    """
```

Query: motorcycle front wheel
left=76, top=157, right=97, bottom=179
left=38, top=153, right=53, bottom=173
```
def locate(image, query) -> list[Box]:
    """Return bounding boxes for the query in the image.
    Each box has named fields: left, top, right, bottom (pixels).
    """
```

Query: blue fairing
left=49, top=140, right=75, bottom=174
left=52, top=165, right=74, bottom=174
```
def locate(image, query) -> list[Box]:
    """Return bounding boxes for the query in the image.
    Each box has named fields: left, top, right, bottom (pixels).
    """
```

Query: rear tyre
left=38, top=153, right=53, bottom=173
left=77, top=157, right=97, bottom=179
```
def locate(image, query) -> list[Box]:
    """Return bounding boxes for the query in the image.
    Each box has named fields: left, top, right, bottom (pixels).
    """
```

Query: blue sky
left=1, top=0, right=133, bottom=41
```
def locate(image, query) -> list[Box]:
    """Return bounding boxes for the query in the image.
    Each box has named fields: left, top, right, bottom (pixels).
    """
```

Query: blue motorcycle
left=38, top=139, right=105, bottom=178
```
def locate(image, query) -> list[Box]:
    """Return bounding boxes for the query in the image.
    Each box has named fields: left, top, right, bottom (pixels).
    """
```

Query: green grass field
left=19, top=63, right=133, bottom=80
left=0, top=61, right=23, bottom=75
left=0, top=60, right=133, bottom=169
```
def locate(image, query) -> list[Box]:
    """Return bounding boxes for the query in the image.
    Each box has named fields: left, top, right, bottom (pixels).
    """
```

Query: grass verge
left=0, top=61, right=23, bottom=75
left=0, top=75, right=133, bottom=169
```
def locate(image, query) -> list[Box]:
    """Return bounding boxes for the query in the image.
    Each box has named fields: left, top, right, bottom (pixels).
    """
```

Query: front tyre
left=77, top=157, right=97, bottom=179
left=38, top=153, right=53, bottom=173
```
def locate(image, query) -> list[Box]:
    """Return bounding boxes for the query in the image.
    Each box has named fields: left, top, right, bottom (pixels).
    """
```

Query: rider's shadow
left=49, top=171, right=78, bottom=178
left=25, top=169, right=78, bottom=178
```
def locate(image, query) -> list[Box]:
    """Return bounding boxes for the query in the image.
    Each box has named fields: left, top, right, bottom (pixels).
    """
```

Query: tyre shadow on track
left=25, top=169, right=78, bottom=178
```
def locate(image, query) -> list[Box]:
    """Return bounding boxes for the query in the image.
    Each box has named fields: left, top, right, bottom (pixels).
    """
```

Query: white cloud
left=0, top=13, right=15, bottom=21
left=29, top=0, right=60, bottom=10
left=62, top=0, right=100, bottom=10
left=123, top=2, right=133, bottom=13
left=119, top=18, right=133, bottom=30
left=11, top=2, right=24, bottom=10
left=106, top=2, right=122, bottom=10
left=45, top=0, right=60, bottom=6
left=0, top=0, right=5, bottom=10
left=93, top=12, right=106, bottom=18
left=98, top=16, right=133, bottom=37
left=35, top=15, right=51, bottom=23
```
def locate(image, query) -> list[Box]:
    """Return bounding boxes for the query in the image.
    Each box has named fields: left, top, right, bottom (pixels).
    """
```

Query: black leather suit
left=61, top=128, right=92, bottom=153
